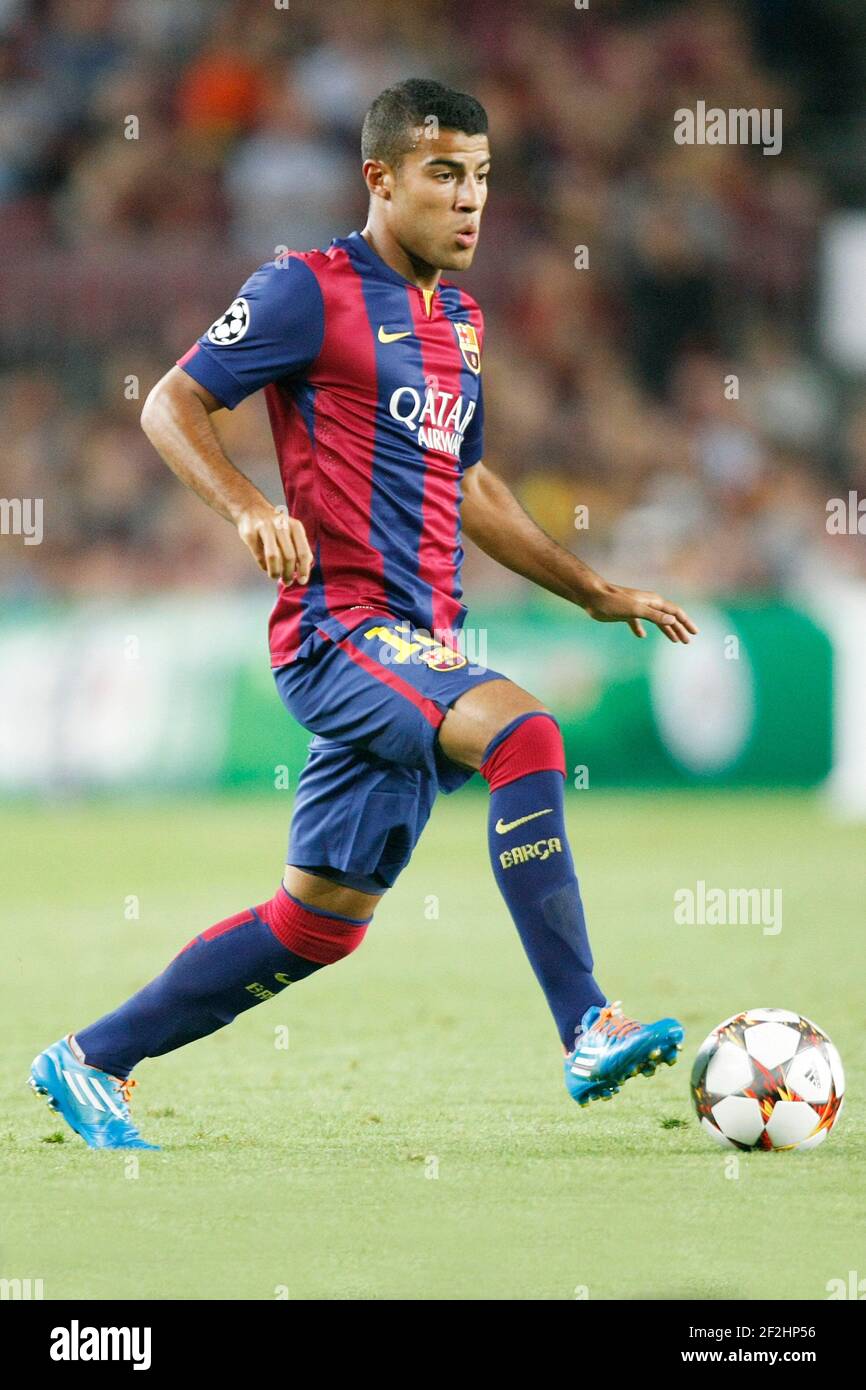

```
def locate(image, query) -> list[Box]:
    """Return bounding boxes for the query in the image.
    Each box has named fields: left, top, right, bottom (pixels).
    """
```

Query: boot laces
left=594, top=1001, right=641, bottom=1040
left=115, top=1076, right=138, bottom=1108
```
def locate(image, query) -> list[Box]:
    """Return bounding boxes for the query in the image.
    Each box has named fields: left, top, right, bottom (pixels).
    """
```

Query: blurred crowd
left=2, top=0, right=866, bottom=602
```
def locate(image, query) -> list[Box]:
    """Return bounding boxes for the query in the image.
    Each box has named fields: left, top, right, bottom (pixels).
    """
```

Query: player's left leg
left=439, top=678, right=684, bottom=1106
left=439, top=678, right=605, bottom=1052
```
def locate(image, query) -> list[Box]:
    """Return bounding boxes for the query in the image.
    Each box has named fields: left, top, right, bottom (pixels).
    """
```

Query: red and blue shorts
left=273, top=611, right=505, bottom=893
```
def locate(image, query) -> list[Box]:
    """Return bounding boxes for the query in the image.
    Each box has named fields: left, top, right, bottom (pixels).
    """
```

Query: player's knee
left=479, top=710, right=566, bottom=792
left=282, top=865, right=382, bottom=922
left=258, top=886, right=371, bottom=964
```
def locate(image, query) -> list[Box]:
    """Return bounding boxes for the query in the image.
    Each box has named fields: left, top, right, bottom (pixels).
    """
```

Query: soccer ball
left=691, top=1008, right=844, bottom=1151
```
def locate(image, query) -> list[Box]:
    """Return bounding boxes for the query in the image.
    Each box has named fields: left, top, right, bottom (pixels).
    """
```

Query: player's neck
left=360, top=225, right=441, bottom=292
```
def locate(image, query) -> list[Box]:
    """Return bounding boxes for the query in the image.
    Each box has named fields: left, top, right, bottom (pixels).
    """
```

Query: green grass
left=2, top=790, right=864, bottom=1300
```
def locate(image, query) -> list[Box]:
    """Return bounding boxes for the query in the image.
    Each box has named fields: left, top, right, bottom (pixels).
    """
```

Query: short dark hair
left=361, top=78, right=488, bottom=168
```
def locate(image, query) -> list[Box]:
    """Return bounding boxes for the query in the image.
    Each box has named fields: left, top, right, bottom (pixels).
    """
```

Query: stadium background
left=3, top=0, right=866, bottom=800
left=2, top=0, right=865, bottom=1302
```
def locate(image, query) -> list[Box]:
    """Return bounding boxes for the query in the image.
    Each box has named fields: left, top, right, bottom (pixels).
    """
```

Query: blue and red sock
left=480, top=712, right=607, bottom=1052
left=73, top=887, right=369, bottom=1079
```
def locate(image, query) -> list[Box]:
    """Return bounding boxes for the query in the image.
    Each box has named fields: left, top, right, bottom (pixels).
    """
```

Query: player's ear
left=362, top=158, right=392, bottom=201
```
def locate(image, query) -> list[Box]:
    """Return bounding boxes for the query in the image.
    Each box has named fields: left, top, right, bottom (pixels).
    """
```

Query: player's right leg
left=30, top=872, right=377, bottom=1149
left=29, top=613, right=439, bottom=1151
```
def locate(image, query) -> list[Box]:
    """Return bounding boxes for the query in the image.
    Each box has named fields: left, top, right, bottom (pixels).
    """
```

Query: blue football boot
left=564, top=1001, right=684, bottom=1107
left=29, top=1036, right=160, bottom=1150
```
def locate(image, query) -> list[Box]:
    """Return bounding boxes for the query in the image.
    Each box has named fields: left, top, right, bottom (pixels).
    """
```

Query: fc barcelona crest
left=454, top=321, right=481, bottom=374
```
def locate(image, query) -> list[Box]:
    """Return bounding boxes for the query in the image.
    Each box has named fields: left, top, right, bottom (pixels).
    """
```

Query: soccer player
left=30, top=79, right=697, bottom=1149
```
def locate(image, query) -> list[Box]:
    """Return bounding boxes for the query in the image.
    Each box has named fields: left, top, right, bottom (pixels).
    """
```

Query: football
left=691, top=1008, right=845, bottom=1151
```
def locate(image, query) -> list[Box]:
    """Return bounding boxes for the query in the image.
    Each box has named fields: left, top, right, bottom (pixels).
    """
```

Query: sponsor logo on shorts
left=363, top=622, right=467, bottom=670
left=499, top=836, right=562, bottom=869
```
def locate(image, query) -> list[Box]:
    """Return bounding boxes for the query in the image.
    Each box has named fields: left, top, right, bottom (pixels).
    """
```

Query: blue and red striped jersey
left=177, top=230, right=485, bottom=666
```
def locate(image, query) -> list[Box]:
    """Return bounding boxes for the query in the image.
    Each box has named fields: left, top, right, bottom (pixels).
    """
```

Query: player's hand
left=236, top=503, right=313, bottom=585
left=582, top=581, right=698, bottom=643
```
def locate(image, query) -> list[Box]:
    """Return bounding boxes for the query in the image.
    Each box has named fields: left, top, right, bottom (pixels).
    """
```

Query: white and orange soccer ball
left=691, top=1008, right=845, bottom=1152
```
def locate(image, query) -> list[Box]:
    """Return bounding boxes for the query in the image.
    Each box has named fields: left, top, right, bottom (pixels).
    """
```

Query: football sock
left=73, top=887, right=370, bottom=1079
left=481, top=712, right=607, bottom=1052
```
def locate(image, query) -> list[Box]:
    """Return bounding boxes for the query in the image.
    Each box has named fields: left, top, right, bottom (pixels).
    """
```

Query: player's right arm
left=140, top=366, right=312, bottom=584
left=141, top=255, right=325, bottom=585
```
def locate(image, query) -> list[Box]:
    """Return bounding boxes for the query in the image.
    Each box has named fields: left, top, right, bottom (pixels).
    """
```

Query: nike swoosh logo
left=378, top=326, right=412, bottom=343
left=495, top=809, right=553, bottom=835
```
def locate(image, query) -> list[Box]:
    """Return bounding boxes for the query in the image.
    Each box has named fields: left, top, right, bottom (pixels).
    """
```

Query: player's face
left=391, top=129, right=490, bottom=272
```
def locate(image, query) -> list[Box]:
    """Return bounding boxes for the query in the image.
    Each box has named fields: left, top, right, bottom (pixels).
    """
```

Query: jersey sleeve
left=177, top=255, right=325, bottom=408
left=461, top=377, right=484, bottom=468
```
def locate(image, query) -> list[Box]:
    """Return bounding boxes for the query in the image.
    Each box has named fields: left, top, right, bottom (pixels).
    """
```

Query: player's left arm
left=461, top=461, right=697, bottom=643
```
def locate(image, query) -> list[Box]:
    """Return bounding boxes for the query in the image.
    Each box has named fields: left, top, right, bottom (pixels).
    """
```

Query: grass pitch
left=2, top=790, right=864, bottom=1300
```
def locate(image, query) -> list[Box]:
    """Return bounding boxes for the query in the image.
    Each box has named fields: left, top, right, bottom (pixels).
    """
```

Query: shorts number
left=363, top=624, right=467, bottom=671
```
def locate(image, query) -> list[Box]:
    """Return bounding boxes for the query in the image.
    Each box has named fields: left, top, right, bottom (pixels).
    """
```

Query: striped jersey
left=177, top=230, right=485, bottom=666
